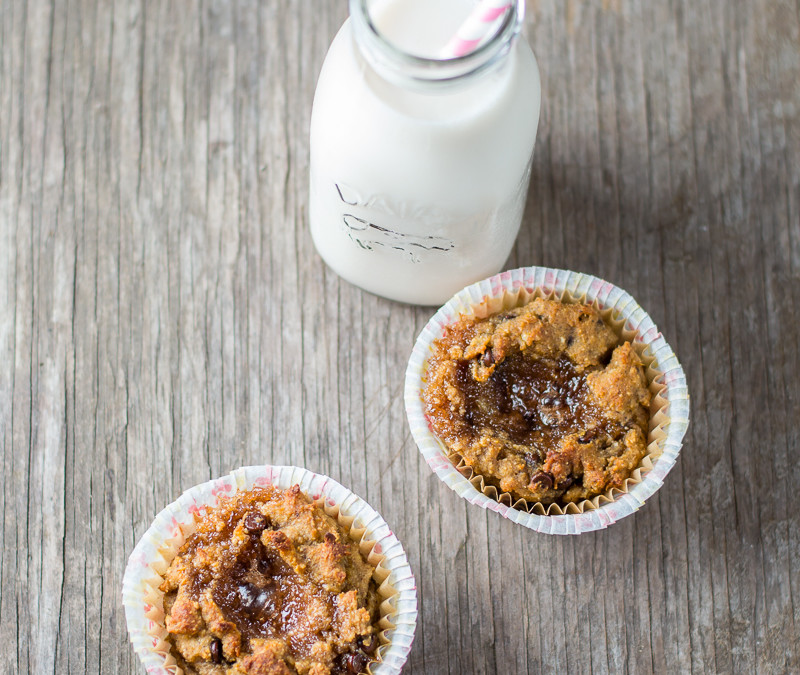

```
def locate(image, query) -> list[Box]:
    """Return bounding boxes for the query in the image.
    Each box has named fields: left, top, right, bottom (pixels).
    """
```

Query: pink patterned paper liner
left=122, top=466, right=417, bottom=674
left=404, top=266, right=690, bottom=535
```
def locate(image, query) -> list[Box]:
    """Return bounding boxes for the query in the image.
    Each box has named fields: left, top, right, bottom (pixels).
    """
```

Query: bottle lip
left=349, top=0, right=525, bottom=88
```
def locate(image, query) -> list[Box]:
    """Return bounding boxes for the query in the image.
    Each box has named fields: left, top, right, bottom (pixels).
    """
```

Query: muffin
left=160, top=485, right=380, bottom=674
left=123, top=466, right=418, bottom=674
left=405, top=267, right=689, bottom=534
left=422, top=297, right=651, bottom=506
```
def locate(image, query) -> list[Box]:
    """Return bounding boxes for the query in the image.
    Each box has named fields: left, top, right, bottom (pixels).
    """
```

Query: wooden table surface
left=2, top=0, right=799, bottom=673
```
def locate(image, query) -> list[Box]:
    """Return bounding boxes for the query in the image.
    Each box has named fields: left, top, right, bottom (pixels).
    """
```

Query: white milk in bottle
left=309, top=0, right=541, bottom=305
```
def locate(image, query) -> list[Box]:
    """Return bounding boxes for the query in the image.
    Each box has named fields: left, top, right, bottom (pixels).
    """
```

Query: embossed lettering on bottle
left=309, top=0, right=541, bottom=305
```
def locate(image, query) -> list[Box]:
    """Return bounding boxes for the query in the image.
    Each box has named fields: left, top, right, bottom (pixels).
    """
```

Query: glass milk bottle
left=309, top=0, right=541, bottom=305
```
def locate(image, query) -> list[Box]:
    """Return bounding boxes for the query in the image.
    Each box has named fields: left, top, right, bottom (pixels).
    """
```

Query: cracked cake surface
left=160, top=485, right=380, bottom=675
left=422, top=297, right=651, bottom=505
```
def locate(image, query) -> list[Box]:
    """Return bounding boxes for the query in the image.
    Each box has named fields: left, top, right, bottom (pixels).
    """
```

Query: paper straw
left=441, top=0, right=512, bottom=58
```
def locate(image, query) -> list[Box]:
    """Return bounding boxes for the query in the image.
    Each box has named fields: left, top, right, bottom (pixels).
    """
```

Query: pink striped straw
left=441, top=0, right=513, bottom=59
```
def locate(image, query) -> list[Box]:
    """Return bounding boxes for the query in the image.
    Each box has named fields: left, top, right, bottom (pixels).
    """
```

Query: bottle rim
left=349, top=0, right=525, bottom=87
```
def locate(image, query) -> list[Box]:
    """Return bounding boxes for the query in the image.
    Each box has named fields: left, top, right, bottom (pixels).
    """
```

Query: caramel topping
left=456, top=354, right=624, bottom=459
left=209, top=539, right=319, bottom=646
left=180, top=511, right=327, bottom=655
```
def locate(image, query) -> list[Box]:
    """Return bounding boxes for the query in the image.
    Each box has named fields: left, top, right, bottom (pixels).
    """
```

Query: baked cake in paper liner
left=405, top=267, right=689, bottom=535
left=122, top=465, right=417, bottom=673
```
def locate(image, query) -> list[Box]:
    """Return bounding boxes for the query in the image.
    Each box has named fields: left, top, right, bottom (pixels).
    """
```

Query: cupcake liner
left=122, top=466, right=417, bottom=674
left=404, top=266, right=690, bottom=535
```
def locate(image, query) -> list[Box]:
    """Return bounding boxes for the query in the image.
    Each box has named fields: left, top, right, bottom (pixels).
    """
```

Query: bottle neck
left=349, top=0, right=525, bottom=90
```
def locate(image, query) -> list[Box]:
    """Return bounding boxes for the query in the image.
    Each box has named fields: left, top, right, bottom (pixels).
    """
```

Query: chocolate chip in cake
left=243, top=511, right=268, bottom=534
left=530, top=471, right=554, bottom=490
left=210, top=637, right=223, bottom=664
left=482, top=349, right=495, bottom=367
left=358, top=634, right=378, bottom=654
left=342, top=652, right=369, bottom=673
left=557, top=476, right=574, bottom=490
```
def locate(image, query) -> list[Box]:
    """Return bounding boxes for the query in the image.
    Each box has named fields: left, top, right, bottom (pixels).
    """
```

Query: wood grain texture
left=1, top=0, right=798, bottom=673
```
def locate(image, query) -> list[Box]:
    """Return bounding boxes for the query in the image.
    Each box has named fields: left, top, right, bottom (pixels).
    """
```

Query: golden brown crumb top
left=422, top=297, right=651, bottom=505
left=160, top=485, right=380, bottom=675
